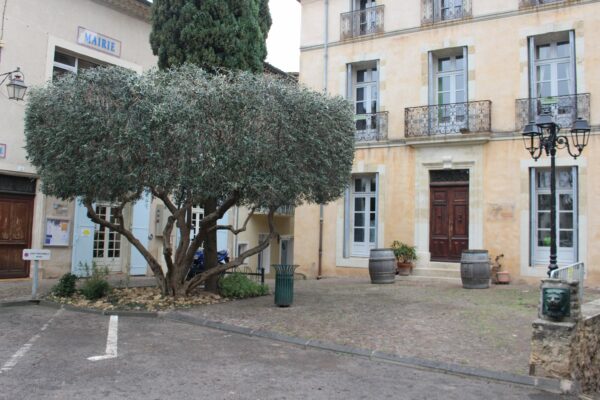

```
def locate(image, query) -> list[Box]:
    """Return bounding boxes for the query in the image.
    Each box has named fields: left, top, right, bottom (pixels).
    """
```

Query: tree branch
left=212, top=207, right=255, bottom=234
left=184, top=207, right=278, bottom=294
left=83, top=200, right=166, bottom=290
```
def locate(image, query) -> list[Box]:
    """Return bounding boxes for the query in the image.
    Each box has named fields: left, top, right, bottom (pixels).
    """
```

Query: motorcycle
left=186, top=249, right=230, bottom=280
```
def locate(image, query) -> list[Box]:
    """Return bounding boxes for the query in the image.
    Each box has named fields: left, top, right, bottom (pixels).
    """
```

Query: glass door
left=532, top=168, right=577, bottom=266
left=435, top=55, right=466, bottom=131
left=92, top=204, right=122, bottom=272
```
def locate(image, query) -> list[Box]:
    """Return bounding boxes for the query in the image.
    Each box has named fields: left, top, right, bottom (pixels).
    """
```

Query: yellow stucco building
left=294, top=0, right=600, bottom=285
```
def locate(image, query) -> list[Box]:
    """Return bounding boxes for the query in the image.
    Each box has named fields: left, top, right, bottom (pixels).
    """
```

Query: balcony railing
left=340, top=5, right=384, bottom=40
left=405, top=100, right=491, bottom=137
left=519, top=0, right=564, bottom=8
left=355, top=112, right=388, bottom=142
left=255, top=205, right=294, bottom=216
left=421, top=0, right=472, bottom=25
left=515, top=94, right=590, bottom=132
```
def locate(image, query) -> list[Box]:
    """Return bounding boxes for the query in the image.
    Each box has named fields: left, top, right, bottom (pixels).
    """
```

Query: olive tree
left=25, top=65, right=355, bottom=296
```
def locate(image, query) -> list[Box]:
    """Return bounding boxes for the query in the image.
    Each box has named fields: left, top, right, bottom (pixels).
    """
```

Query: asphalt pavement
left=0, top=305, right=567, bottom=400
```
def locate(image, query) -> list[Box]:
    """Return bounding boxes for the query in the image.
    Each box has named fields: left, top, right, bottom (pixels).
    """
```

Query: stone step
left=411, top=267, right=461, bottom=279
left=396, top=275, right=462, bottom=285
left=427, top=262, right=461, bottom=271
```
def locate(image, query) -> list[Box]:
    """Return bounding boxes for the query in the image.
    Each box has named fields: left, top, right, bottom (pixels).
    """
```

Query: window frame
left=347, top=174, right=378, bottom=258
left=528, top=31, right=576, bottom=99
left=529, top=166, right=578, bottom=266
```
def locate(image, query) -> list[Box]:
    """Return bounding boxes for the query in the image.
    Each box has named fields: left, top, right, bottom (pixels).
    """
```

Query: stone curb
left=35, top=299, right=160, bottom=318
left=165, top=312, right=564, bottom=394
left=0, top=299, right=40, bottom=307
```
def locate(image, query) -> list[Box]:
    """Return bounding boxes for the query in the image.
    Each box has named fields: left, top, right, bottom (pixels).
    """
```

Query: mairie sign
left=77, top=27, right=121, bottom=57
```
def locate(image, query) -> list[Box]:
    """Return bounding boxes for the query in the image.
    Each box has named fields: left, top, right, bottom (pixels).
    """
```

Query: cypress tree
left=150, top=0, right=271, bottom=72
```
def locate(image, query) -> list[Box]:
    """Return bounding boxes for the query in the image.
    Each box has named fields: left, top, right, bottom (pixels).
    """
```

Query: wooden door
left=430, top=185, right=469, bottom=262
left=0, top=195, right=34, bottom=279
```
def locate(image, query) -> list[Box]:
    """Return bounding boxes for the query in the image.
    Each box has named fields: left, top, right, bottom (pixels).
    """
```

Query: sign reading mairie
left=77, top=27, right=121, bottom=57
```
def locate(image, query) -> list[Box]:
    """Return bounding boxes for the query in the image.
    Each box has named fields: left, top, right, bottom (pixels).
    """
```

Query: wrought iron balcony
left=519, top=0, right=564, bottom=8
left=515, top=94, right=590, bottom=132
left=421, top=0, right=472, bottom=25
left=355, top=112, right=388, bottom=142
left=404, top=100, right=491, bottom=137
left=255, top=205, right=294, bottom=216
left=340, top=5, right=384, bottom=40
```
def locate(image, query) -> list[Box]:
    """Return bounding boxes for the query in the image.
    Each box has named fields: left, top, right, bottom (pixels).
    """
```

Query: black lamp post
left=522, top=114, right=591, bottom=277
left=0, top=67, right=27, bottom=101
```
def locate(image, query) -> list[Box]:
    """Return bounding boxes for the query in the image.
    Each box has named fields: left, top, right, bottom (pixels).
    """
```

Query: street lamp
left=0, top=67, right=27, bottom=101
left=521, top=113, right=591, bottom=277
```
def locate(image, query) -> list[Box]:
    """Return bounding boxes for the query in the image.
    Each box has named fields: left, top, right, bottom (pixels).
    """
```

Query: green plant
left=390, top=241, right=418, bottom=263
left=218, top=272, right=269, bottom=299
left=80, top=262, right=111, bottom=300
left=51, top=273, right=78, bottom=298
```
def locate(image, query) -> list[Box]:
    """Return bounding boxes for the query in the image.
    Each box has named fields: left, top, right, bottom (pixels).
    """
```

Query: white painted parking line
left=88, top=315, right=118, bottom=361
left=0, top=308, right=63, bottom=374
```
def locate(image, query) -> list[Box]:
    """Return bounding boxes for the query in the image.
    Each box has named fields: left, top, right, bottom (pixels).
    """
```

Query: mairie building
left=0, top=0, right=230, bottom=280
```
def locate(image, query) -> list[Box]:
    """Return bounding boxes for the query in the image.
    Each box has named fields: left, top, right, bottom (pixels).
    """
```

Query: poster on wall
left=45, top=218, right=71, bottom=247
left=0, top=143, right=6, bottom=158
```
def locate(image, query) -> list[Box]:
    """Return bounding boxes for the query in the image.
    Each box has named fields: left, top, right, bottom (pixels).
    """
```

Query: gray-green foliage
left=24, top=65, right=355, bottom=295
left=218, top=272, right=269, bottom=298
left=80, top=263, right=111, bottom=300
left=150, top=0, right=271, bottom=72
left=51, top=273, right=78, bottom=298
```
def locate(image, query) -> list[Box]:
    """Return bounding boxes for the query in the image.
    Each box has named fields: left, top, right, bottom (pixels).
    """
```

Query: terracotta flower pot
left=496, top=271, right=511, bottom=284
left=396, top=261, right=412, bottom=276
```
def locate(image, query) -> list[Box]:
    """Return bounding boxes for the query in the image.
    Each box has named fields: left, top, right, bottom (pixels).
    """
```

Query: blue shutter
left=71, top=198, right=95, bottom=276
left=130, top=193, right=150, bottom=276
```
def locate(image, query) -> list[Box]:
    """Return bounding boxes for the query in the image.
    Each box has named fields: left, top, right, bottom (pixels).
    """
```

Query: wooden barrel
left=369, top=248, right=396, bottom=284
left=460, top=250, right=490, bottom=289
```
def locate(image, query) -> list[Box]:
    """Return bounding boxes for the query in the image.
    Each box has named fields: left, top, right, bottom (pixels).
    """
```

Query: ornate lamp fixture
left=1, top=67, right=27, bottom=101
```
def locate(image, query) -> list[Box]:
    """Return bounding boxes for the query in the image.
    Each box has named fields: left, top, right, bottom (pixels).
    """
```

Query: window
left=354, top=0, right=377, bottom=35
left=93, top=204, right=122, bottom=271
left=529, top=32, right=575, bottom=99
left=439, top=0, right=463, bottom=21
left=347, top=61, right=380, bottom=140
left=53, top=49, right=103, bottom=81
left=190, top=207, right=204, bottom=241
left=531, top=167, right=577, bottom=266
left=237, top=243, right=248, bottom=264
left=429, top=48, right=467, bottom=129
left=350, top=175, right=378, bottom=257
left=528, top=31, right=576, bottom=126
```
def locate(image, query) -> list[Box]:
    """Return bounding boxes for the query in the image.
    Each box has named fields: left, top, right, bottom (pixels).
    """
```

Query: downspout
left=317, top=0, right=329, bottom=279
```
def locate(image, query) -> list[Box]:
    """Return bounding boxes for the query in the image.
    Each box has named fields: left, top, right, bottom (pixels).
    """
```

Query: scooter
left=186, top=249, right=230, bottom=280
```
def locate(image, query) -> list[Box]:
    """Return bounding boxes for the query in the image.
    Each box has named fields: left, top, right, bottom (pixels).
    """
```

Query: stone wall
left=529, top=279, right=600, bottom=394
left=570, top=300, right=600, bottom=393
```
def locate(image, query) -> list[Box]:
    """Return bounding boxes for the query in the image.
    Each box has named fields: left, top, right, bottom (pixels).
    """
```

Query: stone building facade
left=294, top=0, right=600, bottom=285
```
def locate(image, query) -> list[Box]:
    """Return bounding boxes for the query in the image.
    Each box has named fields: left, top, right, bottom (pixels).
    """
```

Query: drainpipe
left=317, top=0, right=329, bottom=280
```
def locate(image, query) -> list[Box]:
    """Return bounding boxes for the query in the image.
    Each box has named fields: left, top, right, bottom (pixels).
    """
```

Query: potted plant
left=490, top=254, right=510, bottom=284
left=390, top=241, right=417, bottom=276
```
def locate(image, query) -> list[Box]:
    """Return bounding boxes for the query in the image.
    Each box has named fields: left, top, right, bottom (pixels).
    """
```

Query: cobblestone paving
left=182, top=277, right=600, bottom=375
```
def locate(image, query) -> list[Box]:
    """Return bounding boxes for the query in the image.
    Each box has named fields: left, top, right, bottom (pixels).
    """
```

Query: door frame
left=429, top=181, right=469, bottom=262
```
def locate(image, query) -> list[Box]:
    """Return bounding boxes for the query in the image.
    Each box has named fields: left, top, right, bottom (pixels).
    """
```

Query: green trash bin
left=273, top=264, right=298, bottom=307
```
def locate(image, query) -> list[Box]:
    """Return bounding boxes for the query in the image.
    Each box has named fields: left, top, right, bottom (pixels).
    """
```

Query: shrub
left=218, top=273, right=269, bottom=299
left=80, top=263, right=111, bottom=300
left=51, top=273, right=78, bottom=297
